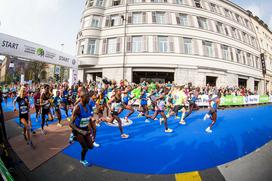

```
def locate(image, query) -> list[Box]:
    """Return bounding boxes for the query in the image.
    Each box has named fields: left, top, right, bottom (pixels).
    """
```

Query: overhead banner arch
left=0, top=33, right=78, bottom=85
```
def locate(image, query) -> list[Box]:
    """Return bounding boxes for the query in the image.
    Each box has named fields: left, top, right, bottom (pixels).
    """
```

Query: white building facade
left=77, top=0, right=272, bottom=94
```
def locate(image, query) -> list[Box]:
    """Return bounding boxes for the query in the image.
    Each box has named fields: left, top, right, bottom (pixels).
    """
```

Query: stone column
left=247, top=77, right=254, bottom=93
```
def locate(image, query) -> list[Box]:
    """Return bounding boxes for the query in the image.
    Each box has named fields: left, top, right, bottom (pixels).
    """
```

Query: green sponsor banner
left=220, top=95, right=234, bottom=106
left=259, top=95, right=269, bottom=103
left=0, top=159, right=14, bottom=181
left=232, top=96, right=244, bottom=105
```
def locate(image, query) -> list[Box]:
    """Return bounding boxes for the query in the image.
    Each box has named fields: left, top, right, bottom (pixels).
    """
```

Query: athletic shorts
left=173, top=105, right=185, bottom=113
left=19, top=114, right=29, bottom=123
left=208, top=108, right=217, bottom=115
left=42, top=108, right=50, bottom=115
left=111, top=111, right=119, bottom=116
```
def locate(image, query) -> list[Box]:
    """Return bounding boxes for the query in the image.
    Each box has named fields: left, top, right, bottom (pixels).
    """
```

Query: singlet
left=42, top=93, right=51, bottom=110
left=34, top=93, right=41, bottom=107
left=74, top=103, right=92, bottom=128
left=122, top=91, right=131, bottom=105
left=54, top=96, right=61, bottom=108
left=174, top=91, right=186, bottom=106
left=16, top=96, right=29, bottom=115
left=111, top=98, right=122, bottom=112
left=140, top=91, right=148, bottom=105
left=2, top=88, right=8, bottom=97
left=210, top=98, right=218, bottom=110
left=62, top=90, right=69, bottom=101
left=88, top=99, right=96, bottom=116
left=157, top=99, right=165, bottom=111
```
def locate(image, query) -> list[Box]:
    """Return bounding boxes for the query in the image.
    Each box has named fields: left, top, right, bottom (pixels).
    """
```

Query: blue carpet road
left=62, top=105, right=272, bottom=174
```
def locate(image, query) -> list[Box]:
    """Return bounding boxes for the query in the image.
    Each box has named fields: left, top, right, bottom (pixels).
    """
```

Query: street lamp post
left=122, top=1, right=128, bottom=81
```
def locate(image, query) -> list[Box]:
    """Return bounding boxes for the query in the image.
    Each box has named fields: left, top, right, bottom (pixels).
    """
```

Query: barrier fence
left=196, top=95, right=271, bottom=107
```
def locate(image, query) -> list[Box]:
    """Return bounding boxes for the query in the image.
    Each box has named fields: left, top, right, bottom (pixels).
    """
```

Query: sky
left=0, top=0, right=271, bottom=56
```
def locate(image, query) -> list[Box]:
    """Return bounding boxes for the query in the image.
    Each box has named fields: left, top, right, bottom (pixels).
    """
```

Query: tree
left=27, top=62, right=47, bottom=82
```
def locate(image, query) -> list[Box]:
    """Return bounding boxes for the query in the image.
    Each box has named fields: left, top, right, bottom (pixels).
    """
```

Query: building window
left=242, top=32, right=248, bottom=44
left=83, top=16, right=91, bottom=28
left=247, top=53, right=252, bottom=66
left=91, top=16, right=101, bottom=28
left=87, top=39, right=96, bottom=55
left=183, top=38, right=192, bottom=54
left=176, top=0, right=183, bottom=4
left=87, top=0, right=94, bottom=7
left=202, top=41, right=213, bottom=57
left=216, top=22, right=223, bottom=33
left=132, top=12, right=142, bottom=24
left=112, top=0, right=121, bottom=6
left=96, top=0, right=103, bottom=7
left=210, top=3, right=217, bottom=13
left=224, top=8, right=230, bottom=18
left=107, top=38, right=117, bottom=54
left=110, top=15, right=120, bottom=26
left=152, top=12, right=166, bottom=24
left=256, top=56, right=260, bottom=69
left=133, top=0, right=143, bottom=3
left=194, top=0, right=202, bottom=8
left=236, top=49, right=242, bottom=63
left=235, top=14, right=241, bottom=23
left=176, top=14, right=188, bottom=26
left=244, top=19, right=250, bottom=29
left=231, top=27, right=237, bottom=39
left=180, top=14, right=188, bottom=26
left=221, top=45, right=229, bottom=60
left=151, top=0, right=167, bottom=3
left=132, top=36, right=143, bottom=53
left=78, top=40, right=85, bottom=55
left=197, top=17, right=208, bottom=30
left=224, top=26, right=229, bottom=36
left=158, top=36, right=168, bottom=53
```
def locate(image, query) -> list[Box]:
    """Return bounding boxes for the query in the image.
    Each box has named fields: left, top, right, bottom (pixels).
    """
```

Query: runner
left=13, top=86, right=34, bottom=148
left=40, top=84, right=54, bottom=134
left=69, top=88, right=95, bottom=166
left=53, top=90, right=63, bottom=127
left=183, top=89, right=200, bottom=123
left=102, top=89, right=129, bottom=139
left=2, top=85, right=9, bottom=106
left=138, top=85, right=149, bottom=123
left=33, top=87, right=41, bottom=122
left=121, top=86, right=135, bottom=122
left=146, top=91, right=173, bottom=133
left=61, top=84, right=70, bottom=119
left=204, top=93, right=220, bottom=133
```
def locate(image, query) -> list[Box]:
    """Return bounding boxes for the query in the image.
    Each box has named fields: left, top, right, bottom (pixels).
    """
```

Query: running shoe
left=69, top=134, right=75, bottom=144
left=154, top=118, right=158, bottom=121
left=137, top=114, right=143, bottom=118
left=165, top=128, right=173, bottom=133
left=96, top=123, right=101, bottom=127
left=205, top=127, right=212, bottom=133
left=175, top=116, right=180, bottom=119
left=93, top=142, right=100, bottom=147
left=67, top=117, right=71, bottom=122
left=57, top=123, right=62, bottom=127
left=121, top=134, right=129, bottom=139
left=80, top=160, right=90, bottom=167
left=166, top=114, right=170, bottom=118
left=27, top=141, right=35, bottom=149
left=145, top=119, right=150, bottom=123
left=179, top=120, right=186, bottom=125
left=203, top=114, right=210, bottom=120
left=31, top=129, right=36, bottom=134
left=41, top=129, right=46, bottom=135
